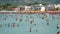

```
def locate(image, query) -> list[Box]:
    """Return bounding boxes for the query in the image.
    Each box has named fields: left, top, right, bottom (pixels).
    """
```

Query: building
left=45, top=4, right=55, bottom=11
left=55, top=4, right=60, bottom=9
left=15, top=6, right=25, bottom=11
left=40, top=6, right=45, bottom=11
left=34, top=6, right=45, bottom=11
left=25, top=6, right=31, bottom=11
left=14, top=4, right=46, bottom=11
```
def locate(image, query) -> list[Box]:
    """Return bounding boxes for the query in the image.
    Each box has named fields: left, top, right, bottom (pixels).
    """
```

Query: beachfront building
left=45, top=4, right=55, bottom=11
left=15, top=4, right=57, bottom=12
left=16, top=6, right=44, bottom=12
left=19, top=6, right=25, bottom=11
left=14, top=4, right=45, bottom=11
left=25, top=6, right=31, bottom=11
left=15, top=6, right=32, bottom=11
left=15, top=6, right=25, bottom=11
left=55, top=4, right=60, bottom=10
left=34, top=6, right=45, bottom=11
left=41, top=6, right=45, bottom=11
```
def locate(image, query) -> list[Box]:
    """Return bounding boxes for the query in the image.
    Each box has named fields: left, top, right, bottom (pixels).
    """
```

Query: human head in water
left=57, top=32, right=60, bottom=34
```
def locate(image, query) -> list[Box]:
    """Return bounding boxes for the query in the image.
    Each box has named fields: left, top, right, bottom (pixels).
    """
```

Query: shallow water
left=0, top=14, right=60, bottom=34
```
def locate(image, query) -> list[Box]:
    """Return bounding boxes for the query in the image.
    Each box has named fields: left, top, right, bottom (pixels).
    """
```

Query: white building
left=34, top=6, right=45, bottom=11
left=15, top=6, right=25, bottom=11
left=45, top=4, right=55, bottom=10
left=25, top=6, right=31, bottom=11
left=15, top=4, right=46, bottom=11
left=40, top=6, right=45, bottom=11
left=55, top=4, right=60, bottom=9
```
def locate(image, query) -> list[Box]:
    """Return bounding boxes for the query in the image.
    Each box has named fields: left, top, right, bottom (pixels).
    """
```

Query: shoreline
left=0, top=11, right=60, bottom=15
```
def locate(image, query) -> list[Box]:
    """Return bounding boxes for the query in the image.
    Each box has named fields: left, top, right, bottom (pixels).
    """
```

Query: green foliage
left=54, top=7, right=59, bottom=10
left=0, top=3, right=18, bottom=11
left=42, top=3, right=48, bottom=5
left=27, top=2, right=39, bottom=6
left=33, top=2, right=39, bottom=4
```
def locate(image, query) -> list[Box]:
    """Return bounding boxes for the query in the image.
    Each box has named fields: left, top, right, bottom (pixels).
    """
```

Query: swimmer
left=42, top=16, right=44, bottom=19
left=3, top=18, right=7, bottom=21
left=16, top=18, right=18, bottom=21
left=45, top=13, right=49, bottom=16
left=0, top=24, right=2, bottom=28
left=36, top=29, right=38, bottom=32
left=0, top=18, right=1, bottom=20
left=47, top=22, right=49, bottom=26
left=52, top=16, right=55, bottom=19
left=20, top=18, right=22, bottom=22
left=30, top=18, right=34, bottom=24
left=30, top=16, right=33, bottom=18
left=45, top=13, right=49, bottom=18
left=30, top=27, right=32, bottom=32
left=34, top=24, right=36, bottom=26
left=30, top=21, right=33, bottom=24
left=12, top=23, right=16, bottom=27
left=9, top=23, right=16, bottom=27
left=57, top=32, right=60, bottom=34
left=17, top=24, right=19, bottom=27
left=16, top=16, right=18, bottom=21
left=8, top=23, right=10, bottom=27
left=57, top=24, right=59, bottom=29
left=46, top=19, right=49, bottom=26
left=38, top=13, right=39, bottom=15
left=26, top=16, right=28, bottom=18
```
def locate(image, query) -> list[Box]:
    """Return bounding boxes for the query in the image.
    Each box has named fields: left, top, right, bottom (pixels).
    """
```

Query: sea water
left=0, top=13, right=60, bottom=34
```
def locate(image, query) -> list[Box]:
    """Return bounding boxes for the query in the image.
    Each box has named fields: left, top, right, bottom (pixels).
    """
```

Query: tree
left=33, top=2, right=39, bottom=4
left=55, top=7, right=59, bottom=10
left=42, top=3, right=48, bottom=6
left=2, top=3, right=12, bottom=10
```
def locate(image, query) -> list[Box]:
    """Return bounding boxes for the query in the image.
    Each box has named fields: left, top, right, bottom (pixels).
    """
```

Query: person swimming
left=45, top=13, right=49, bottom=18
left=12, top=23, right=16, bottom=27
left=0, top=24, right=2, bottom=28
left=17, top=24, right=19, bottom=27
left=8, top=23, right=10, bottom=27
left=52, top=16, right=55, bottom=19
left=57, top=24, right=59, bottom=29
left=30, top=27, right=32, bottom=32
left=46, top=19, right=49, bottom=26
left=30, top=16, right=33, bottom=19
left=16, top=18, right=18, bottom=21
left=26, top=16, right=28, bottom=18
left=57, top=32, right=60, bottom=34
left=8, top=23, right=16, bottom=27
left=30, top=18, right=34, bottom=24
left=15, top=16, right=18, bottom=21
left=36, top=29, right=38, bottom=32
left=47, top=22, right=49, bottom=26
left=42, top=16, right=44, bottom=19
left=20, top=18, right=22, bottom=22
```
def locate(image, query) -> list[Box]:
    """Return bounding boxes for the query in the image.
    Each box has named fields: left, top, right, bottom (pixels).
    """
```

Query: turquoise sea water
left=0, top=14, right=60, bottom=34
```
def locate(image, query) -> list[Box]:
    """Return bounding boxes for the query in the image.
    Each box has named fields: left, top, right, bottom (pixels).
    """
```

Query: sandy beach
left=0, top=10, right=60, bottom=14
